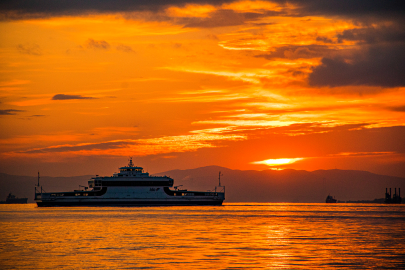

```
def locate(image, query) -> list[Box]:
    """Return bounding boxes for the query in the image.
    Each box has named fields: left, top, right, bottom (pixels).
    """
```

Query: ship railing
left=92, top=175, right=171, bottom=179
left=214, top=186, right=225, bottom=194
left=34, top=186, right=46, bottom=200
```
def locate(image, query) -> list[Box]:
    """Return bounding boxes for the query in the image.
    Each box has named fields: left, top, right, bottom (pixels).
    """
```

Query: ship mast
left=215, top=171, right=223, bottom=193
left=37, top=171, right=40, bottom=187
left=128, top=157, right=134, bottom=167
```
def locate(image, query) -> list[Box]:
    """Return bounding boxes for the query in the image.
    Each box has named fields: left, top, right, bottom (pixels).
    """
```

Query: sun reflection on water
left=0, top=203, right=404, bottom=269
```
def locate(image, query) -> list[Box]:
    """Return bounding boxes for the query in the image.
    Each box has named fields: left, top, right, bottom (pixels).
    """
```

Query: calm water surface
left=1, top=203, right=404, bottom=269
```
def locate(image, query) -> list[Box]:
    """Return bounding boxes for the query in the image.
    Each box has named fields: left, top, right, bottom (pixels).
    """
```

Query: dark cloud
left=337, top=24, right=405, bottom=44
left=1, top=0, right=403, bottom=21
left=256, top=45, right=336, bottom=60
left=86, top=39, right=110, bottom=50
left=283, top=0, right=405, bottom=19
left=116, top=44, right=134, bottom=53
left=389, top=106, right=405, bottom=112
left=16, top=43, right=42, bottom=55
left=52, top=94, right=96, bottom=100
left=308, top=20, right=405, bottom=88
left=0, top=0, right=231, bottom=20
left=206, top=34, right=219, bottom=40
left=316, top=36, right=333, bottom=43
left=252, top=22, right=275, bottom=26
left=0, top=109, right=25, bottom=115
left=308, top=45, right=405, bottom=88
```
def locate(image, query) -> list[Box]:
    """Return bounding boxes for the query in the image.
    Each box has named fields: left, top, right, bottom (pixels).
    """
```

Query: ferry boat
left=35, top=159, right=225, bottom=207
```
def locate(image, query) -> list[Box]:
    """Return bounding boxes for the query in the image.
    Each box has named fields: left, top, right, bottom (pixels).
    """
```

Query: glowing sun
left=252, top=158, right=304, bottom=166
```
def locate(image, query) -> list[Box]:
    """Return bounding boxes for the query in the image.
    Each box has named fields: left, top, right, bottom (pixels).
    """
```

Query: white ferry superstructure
left=35, top=159, right=225, bottom=206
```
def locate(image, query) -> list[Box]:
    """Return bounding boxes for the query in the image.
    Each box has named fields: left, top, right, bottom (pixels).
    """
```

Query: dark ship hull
left=36, top=199, right=223, bottom=207
left=326, top=195, right=337, bottom=203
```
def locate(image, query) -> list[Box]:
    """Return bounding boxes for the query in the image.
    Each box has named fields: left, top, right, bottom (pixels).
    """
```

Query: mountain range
left=1, top=166, right=404, bottom=203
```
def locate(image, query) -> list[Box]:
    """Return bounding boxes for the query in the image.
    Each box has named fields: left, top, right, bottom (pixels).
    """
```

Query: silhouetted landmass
left=345, top=198, right=386, bottom=203
left=0, top=167, right=404, bottom=203
left=155, top=166, right=404, bottom=203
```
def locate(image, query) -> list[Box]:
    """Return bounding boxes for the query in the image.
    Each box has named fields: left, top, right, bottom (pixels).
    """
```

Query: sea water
left=1, top=203, right=404, bottom=269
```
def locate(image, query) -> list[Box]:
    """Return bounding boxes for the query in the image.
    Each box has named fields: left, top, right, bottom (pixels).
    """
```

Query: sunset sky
left=1, top=0, right=404, bottom=178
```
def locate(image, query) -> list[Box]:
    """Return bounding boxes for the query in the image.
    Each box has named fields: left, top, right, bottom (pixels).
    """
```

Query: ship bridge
left=114, top=158, right=150, bottom=177
left=88, top=158, right=174, bottom=188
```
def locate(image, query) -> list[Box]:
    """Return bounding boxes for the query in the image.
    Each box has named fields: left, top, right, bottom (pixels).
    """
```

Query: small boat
left=35, top=158, right=225, bottom=207
left=326, top=194, right=337, bottom=203
left=0, top=193, right=28, bottom=204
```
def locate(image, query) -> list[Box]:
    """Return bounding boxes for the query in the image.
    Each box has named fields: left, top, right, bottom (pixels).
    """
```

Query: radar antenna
left=128, top=157, right=134, bottom=167
left=218, top=171, right=223, bottom=187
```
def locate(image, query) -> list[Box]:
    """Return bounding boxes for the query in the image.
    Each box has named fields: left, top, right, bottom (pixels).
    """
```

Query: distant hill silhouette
left=1, top=167, right=404, bottom=203
left=154, top=166, right=404, bottom=203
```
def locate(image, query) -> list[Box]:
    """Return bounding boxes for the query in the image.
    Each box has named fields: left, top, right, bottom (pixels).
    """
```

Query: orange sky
left=1, top=1, right=404, bottom=177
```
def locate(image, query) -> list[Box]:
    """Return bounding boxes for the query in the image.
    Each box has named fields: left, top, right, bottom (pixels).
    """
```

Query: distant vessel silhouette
left=326, top=194, right=337, bottom=203
left=35, top=158, right=225, bottom=207
left=0, top=193, right=28, bottom=204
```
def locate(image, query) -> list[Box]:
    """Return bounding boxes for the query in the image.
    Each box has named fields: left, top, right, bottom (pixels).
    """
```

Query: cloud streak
left=85, top=38, right=110, bottom=50
left=52, top=94, right=96, bottom=100
left=256, top=45, right=337, bottom=60
left=0, top=109, right=26, bottom=115
left=16, top=43, right=42, bottom=55
left=12, top=132, right=246, bottom=157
